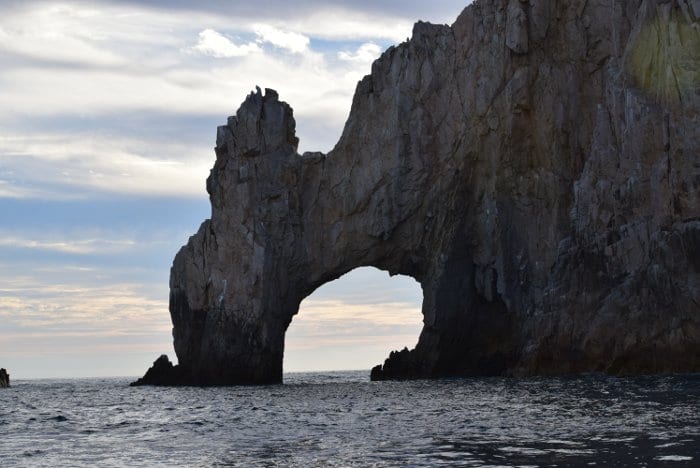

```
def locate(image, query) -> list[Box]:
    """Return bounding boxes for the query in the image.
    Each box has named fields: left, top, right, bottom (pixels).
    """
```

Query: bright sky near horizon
left=0, top=0, right=468, bottom=379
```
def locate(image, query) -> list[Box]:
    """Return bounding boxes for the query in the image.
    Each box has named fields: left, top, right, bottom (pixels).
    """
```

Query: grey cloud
left=95, top=0, right=468, bottom=24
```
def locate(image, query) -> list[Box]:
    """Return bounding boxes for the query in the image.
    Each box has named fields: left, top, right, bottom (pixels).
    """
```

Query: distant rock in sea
left=0, top=368, right=9, bottom=388
left=137, top=0, right=699, bottom=386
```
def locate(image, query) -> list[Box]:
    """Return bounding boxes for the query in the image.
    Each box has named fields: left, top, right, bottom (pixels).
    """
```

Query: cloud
left=0, top=277, right=173, bottom=378
left=105, top=0, right=467, bottom=32
left=0, top=5, right=127, bottom=68
left=0, top=131, right=211, bottom=199
left=305, top=266, right=423, bottom=307
left=298, top=299, right=421, bottom=327
left=0, top=180, right=46, bottom=199
left=0, top=3, right=392, bottom=116
left=0, top=277, right=169, bottom=335
left=305, top=18, right=406, bottom=42
left=338, top=42, right=382, bottom=63
left=253, top=24, right=310, bottom=53
left=0, top=38, right=376, bottom=200
left=191, top=29, right=261, bottom=58
left=0, top=235, right=137, bottom=255
left=0, top=256, right=170, bottom=327
left=0, top=2, right=410, bottom=206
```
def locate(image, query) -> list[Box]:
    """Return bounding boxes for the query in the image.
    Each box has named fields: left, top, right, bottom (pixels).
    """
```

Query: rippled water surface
left=1, top=372, right=698, bottom=466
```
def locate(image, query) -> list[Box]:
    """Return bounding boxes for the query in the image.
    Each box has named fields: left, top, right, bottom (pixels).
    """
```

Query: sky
left=0, top=0, right=468, bottom=379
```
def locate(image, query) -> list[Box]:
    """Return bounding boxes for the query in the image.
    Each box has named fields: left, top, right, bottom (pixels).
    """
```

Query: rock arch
left=135, top=0, right=699, bottom=386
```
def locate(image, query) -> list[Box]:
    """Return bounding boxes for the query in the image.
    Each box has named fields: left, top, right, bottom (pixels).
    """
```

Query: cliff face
left=138, top=0, right=699, bottom=385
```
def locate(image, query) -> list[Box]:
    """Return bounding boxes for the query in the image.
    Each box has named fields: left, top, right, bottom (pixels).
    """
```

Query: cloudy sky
left=0, top=0, right=468, bottom=379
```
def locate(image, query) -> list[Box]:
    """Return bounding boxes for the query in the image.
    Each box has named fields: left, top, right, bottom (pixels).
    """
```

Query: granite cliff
left=135, top=0, right=699, bottom=385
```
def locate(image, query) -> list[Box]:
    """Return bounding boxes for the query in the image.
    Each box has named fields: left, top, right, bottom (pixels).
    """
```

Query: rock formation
left=130, top=355, right=180, bottom=387
left=135, top=0, right=699, bottom=386
left=0, top=368, right=9, bottom=388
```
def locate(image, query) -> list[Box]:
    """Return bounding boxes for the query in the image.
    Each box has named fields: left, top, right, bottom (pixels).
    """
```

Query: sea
left=0, top=371, right=698, bottom=467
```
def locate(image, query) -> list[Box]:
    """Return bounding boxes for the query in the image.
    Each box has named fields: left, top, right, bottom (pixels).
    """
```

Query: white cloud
left=279, top=9, right=414, bottom=42
left=0, top=33, right=378, bottom=199
left=0, top=235, right=136, bottom=255
left=0, top=132, right=212, bottom=199
left=0, top=281, right=171, bottom=360
left=253, top=24, right=310, bottom=53
left=296, top=298, right=422, bottom=327
left=0, top=180, right=44, bottom=199
left=0, top=262, right=169, bottom=326
left=191, top=28, right=261, bottom=58
left=0, top=4, right=390, bottom=116
left=0, top=39, right=368, bottom=146
left=338, top=42, right=382, bottom=63
left=0, top=3, right=170, bottom=68
left=0, top=3, right=402, bottom=180
left=0, top=263, right=169, bottom=333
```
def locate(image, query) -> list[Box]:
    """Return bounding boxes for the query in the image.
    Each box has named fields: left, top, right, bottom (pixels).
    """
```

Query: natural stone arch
left=166, top=67, right=519, bottom=384
left=167, top=69, right=520, bottom=385
left=134, top=0, right=699, bottom=386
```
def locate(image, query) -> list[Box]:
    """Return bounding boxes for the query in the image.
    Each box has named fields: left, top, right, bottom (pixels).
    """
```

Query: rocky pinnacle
left=134, top=0, right=699, bottom=386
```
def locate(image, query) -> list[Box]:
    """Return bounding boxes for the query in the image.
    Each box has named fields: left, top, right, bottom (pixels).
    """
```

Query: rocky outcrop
left=0, top=368, right=9, bottom=388
left=137, top=0, right=699, bottom=386
left=130, top=355, right=181, bottom=386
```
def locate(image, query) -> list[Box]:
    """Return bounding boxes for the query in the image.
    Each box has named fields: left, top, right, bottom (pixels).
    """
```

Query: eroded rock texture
left=137, top=0, right=699, bottom=385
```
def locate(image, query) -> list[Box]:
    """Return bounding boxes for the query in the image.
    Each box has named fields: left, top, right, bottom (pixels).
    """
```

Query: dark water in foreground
left=0, top=372, right=698, bottom=467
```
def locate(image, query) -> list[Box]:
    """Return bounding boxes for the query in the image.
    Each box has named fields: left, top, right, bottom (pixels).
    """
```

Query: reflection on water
left=0, top=372, right=698, bottom=466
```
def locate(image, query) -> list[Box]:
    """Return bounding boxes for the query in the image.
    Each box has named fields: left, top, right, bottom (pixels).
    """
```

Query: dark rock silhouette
left=136, top=0, right=699, bottom=386
left=130, top=355, right=181, bottom=386
left=371, top=348, right=419, bottom=381
left=0, top=368, right=9, bottom=388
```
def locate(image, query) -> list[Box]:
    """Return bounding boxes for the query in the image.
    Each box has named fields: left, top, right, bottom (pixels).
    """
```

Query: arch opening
left=283, top=266, right=423, bottom=375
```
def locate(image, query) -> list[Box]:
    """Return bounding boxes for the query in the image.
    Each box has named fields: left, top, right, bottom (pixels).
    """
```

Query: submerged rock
left=137, top=0, right=699, bottom=386
left=0, top=368, right=9, bottom=388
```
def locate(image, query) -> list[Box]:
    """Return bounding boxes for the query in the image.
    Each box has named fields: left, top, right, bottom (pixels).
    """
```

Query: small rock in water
left=130, top=355, right=182, bottom=386
left=0, top=368, right=9, bottom=388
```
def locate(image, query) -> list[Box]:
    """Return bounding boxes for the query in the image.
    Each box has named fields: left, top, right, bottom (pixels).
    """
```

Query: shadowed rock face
left=135, top=0, right=699, bottom=386
left=130, top=355, right=180, bottom=386
left=0, top=368, right=9, bottom=388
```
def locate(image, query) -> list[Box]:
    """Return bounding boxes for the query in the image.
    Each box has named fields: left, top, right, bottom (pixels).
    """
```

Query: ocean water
left=0, top=371, right=698, bottom=467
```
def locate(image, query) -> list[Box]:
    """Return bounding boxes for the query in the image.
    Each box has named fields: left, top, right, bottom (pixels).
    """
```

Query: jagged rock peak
left=214, top=86, right=298, bottom=159
left=136, top=0, right=699, bottom=386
